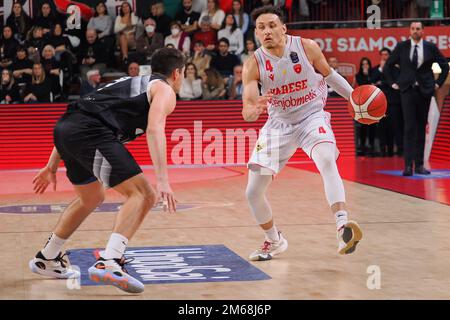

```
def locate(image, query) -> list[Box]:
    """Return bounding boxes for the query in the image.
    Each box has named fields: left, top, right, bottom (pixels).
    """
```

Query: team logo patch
left=269, top=74, right=275, bottom=81
left=68, top=245, right=271, bottom=285
left=293, top=64, right=302, bottom=74
left=290, top=51, right=299, bottom=64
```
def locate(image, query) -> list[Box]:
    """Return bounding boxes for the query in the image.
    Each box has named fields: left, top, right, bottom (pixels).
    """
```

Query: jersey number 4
left=265, top=60, right=273, bottom=73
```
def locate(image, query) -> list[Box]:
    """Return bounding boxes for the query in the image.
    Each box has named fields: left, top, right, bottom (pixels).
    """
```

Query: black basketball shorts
left=53, top=111, right=142, bottom=188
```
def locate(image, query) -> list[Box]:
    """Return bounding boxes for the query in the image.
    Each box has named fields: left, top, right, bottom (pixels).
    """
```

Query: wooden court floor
left=1, top=165, right=450, bottom=300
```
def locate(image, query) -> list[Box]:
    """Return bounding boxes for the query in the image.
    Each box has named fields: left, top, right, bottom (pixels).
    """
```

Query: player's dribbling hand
left=156, top=181, right=177, bottom=213
left=256, top=93, right=272, bottom=115
left=32, top=166, right=57, bottom=194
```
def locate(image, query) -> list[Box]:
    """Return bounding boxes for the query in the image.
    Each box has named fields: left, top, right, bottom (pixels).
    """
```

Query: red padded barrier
left=430, top=97, right=450, bottom=163
left=0, top=99, right=355, bottom=170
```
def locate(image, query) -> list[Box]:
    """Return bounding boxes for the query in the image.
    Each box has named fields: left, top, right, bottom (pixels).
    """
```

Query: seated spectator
left=188, top=40, right=211, bottom=77
left=210, top=38, right=240, bottom=78
left=136, top=18, right=164, bottom=65
left=114, top=1, right=143, bottom=65
left=327, top=57, right=344, bottom=97
left=25, top=26, right=46, bottom=63
left=192, top=0, right=208, bottom=13
left=47, top=23, right=72, bottom=60
left=201, top=68, right=225, bottom=100
left=218, top=14, right=244, bottom=55
left=6, top=1, right=32, bottom=43
left=41, top=45, right=62, bottom=99
left=33, top=2, right=60, bottom=36
left=0, top=25, right=19, bottom=69
left=179, top=63, right=202, bottom=100
left=11, top=45, right=33, bottom=86
left=199, top=0, right=225, bottom=31
left=128, top=62, right=140, bottom=77
left=0, top=69, right=21, bottom=104
left=226, top=64, right=243, bottom=100
left=88, top=1, right=115, bottom=66
left=165, top=22, right=191, bottom=57
left=231, top=0, right=249, bottom=35
left=23, top=63, right=52, bottom=103
left=240, top=38, right=256, bottom=64
left=78, top=29, right=107, bottom=80
left=149, top=2, right=172, bottom=37
left=176, top=0, right=201, bottom=36
left=192, top=16, right=217, bottom=52
left=80, top=69, right=101, bottom=96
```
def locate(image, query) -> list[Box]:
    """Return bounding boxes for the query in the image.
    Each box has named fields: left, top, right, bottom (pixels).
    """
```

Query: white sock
left=264, top=225, right=280, bottom=242
left=41, top=233, right=66, bottom=259
left=335, top=210, right=348, bottom=230
left=100, top=233, right=128, bottom=260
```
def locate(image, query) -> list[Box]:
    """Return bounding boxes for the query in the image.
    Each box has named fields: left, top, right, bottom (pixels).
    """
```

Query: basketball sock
left=335, top=210, right=348, bottom=230
left=245, top=169, right=274, bottom=225
left=264, top=225, right=280, bottom=242
left=101, top=233, right=128, bottom=260
left=311, top=142, right=346, bottom=206
left=41, top=233, right=67, bottom=260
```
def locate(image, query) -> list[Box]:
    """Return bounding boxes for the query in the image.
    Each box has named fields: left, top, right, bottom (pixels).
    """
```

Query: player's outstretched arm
left=242, top=56, right=272, bottom=122
left=146, top=81, right=177, bottom=213
left=32, top=146, right=60, bottom=193
left=303, top=38, right=353, bottom=101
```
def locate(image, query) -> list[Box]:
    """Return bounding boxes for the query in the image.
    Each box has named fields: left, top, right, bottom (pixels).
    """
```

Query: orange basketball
left=348, top=85, right=387, bottom=125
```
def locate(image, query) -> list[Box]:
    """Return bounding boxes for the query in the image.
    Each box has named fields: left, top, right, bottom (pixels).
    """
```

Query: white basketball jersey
left=254, top=35, right=328, bottom=125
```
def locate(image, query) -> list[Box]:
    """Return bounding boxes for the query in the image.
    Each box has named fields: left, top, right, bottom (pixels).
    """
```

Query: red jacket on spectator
left=219, top=0, right=233, bottom=14
left=192, top=30, right=218, bottom=51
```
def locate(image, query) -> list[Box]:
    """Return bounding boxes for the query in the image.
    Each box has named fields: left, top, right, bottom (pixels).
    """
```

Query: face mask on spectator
left=146, top=25, right=155, bottom=33
left=171, top=27, right=180, bottom=36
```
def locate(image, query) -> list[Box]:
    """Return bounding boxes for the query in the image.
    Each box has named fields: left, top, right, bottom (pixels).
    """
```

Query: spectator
left=354, top=57, right=376, bottom=157
left=199, top=0, right=225, bottom=31
left=33, top=2, right=59, bottom=35
left=136, top=18, right=164, bottom=65
left=176, top=0, right=201, bottom=36
left=192, top=16, right=217, bottom=52
left=0, top=25, right=19, bottom=69
left=128, top=62, right=140, bottom=77
left=179, top=62, right=202, bottom=100
left=11, top=45, right=33, bottom=86
left=78, top=29, right=107, bottom=80
left=218, top=14, right=244, bottom=55
left=192, top=0, right=208, bottom=13
left=47, top=23, right=72, bottom=61
left=114, top=1, right=143, bottom=65
left=41, top=45, right=62, bottom=100
left=165, top=21, right=191, bottom=56
left=226, top=64, right=243, bottom=99
left=6, top=1, right=32, bottom=43
left=188, top=40, right=211, bottom=77
left=25, top=26, right=46, bottom=63
left=240, top=38, right=256, bottom=64
left=231, top=0, right=250, bottom=35
left=210, top=38, right=240, bottom=78
left=23, top=63, right=52, bottom=103
left=201, top=68, right=225, bottom=99
left=150, top=2, right=172, bottom=37
left=165, top=43, right=175, bottom=49
left=88, top=1, right=115, bottom=66
left=80, top=69, right=101, bottom=96
left=372, top=48, right=403, bottom=157
left=327, top=57, right=344, bottom=97
left=384, top=21, right=449, bottom=176
left=0, top=69, right=21, bottom=104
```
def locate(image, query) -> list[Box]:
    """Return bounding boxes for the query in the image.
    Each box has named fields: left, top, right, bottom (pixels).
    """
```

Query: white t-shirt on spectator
left=165, top=34, right=191, bottom=54
left=179, top=78, right=203, bottom=99
left=199, top=9, right=225, bottom=28
left=218, top=27, right=244, bottom=55
left=114, top=14, right=141, bottom=34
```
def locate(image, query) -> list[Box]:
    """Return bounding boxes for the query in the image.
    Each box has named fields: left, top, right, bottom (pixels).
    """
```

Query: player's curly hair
left=251, top=5, right=285, bottom=23
left=151, top=48, right=186, bottom=77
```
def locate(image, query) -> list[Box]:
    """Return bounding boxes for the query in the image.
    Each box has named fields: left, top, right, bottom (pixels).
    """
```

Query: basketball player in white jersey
left=243, top=6, right=363, bottom=261
left=29, top=48, right=184, bottom=293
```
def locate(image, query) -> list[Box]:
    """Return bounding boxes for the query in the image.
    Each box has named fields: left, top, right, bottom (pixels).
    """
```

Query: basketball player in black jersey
left=29, top=48, right=185, bottom=293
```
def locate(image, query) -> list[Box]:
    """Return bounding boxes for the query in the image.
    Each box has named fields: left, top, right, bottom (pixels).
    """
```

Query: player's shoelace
left=114, top=257, right=135, bottom=274
left=53, top=252, right=70, bottom=268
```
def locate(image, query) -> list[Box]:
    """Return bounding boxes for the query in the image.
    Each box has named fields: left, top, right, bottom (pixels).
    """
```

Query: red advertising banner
left=290, top=26, right=450, bottom=83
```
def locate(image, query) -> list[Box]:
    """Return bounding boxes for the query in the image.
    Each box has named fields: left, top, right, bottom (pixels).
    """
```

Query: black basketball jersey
left=68, top=73, right=167, bottom=143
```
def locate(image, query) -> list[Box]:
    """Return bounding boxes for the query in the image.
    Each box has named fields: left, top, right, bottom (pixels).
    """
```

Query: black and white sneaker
left=29, top=251, right=80, bottom=279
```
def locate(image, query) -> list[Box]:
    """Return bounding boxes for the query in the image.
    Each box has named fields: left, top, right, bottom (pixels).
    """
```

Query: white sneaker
left=29, top=251, right=80, bottom=279
left=249, top=232, right=288, bottom=261
left=337, top=221, right=363, bottom=255
left=88, top=256, right=144, bottom=294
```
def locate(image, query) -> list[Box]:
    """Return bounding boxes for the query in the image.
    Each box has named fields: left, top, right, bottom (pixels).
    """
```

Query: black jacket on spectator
left=211, top=53, right=240, bottom=78
left=11, top=56, right=33, bottom=85
left=78, top=40, right=107, bottom=65
left=41, top=57, right=61, bottom=94
left=24, top=78, right=52, bottom=103
left=33, top=15, right=60, bottom=32
left=0, top=81, right=21, bottom=103
left=6, top=14, right=32, bottom=42
left=25, top=37, right=46, bottom=56
left=47, top=34, right=71, bottom=50
left=384, top=40, right=449, bottom=98
left=0, top=37, right=19, bottom=61
left=149, top=14, right=172, bottom=37
left=372, top=64, right=401, bottom=104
